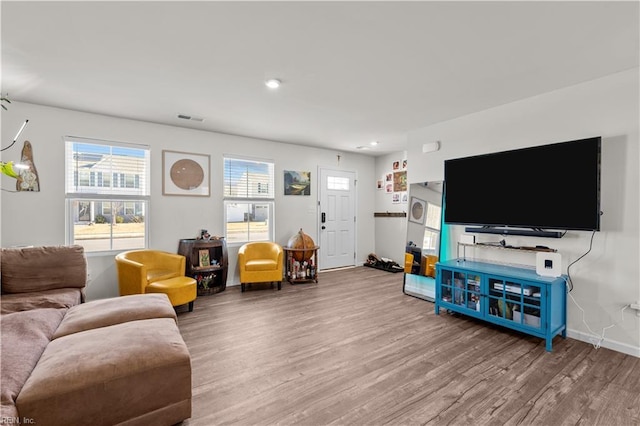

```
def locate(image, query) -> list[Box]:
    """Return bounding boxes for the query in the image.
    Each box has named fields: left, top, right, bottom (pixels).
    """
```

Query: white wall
left=1, top=102, right=376, bottom=300
left=406, top=69, right=640, bottom=356
left=373, top=151, right=408, bottom=261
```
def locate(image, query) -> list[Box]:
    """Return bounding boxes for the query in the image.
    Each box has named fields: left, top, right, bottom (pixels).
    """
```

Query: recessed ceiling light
left=356, top=146, right=370, bottom=150
left=370, top=141, right=379, bottom=146
left=265, top=78, right=281, bottom=89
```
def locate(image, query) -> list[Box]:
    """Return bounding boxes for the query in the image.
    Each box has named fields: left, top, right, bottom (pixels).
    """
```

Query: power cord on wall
left=563, top=229, right=629, bottom=349
left=565, top=281, right=629, bottom=349
left=565, top=230, right=596, bottom=292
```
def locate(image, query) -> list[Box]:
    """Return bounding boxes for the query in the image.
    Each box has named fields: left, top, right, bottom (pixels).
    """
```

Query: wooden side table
left=284, top=246, right=319, bottom=284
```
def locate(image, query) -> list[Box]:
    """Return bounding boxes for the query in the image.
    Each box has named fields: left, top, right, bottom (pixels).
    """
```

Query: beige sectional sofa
left=1, top=245, right=192, bottom=425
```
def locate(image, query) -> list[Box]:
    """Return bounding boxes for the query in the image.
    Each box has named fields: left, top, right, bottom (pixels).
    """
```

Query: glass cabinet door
left=440, top=268, right=481, bottom=313
left=440, top=269, right=453, bottom=303
left=487, top=277, right=542, bottom=329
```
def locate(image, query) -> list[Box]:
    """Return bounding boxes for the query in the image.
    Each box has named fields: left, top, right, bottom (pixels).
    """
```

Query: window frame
left=422, top=202, right=442, bottom=254
left=223, top=154, right=275, bottom=246
left=64, top=136, right=150, bottom=255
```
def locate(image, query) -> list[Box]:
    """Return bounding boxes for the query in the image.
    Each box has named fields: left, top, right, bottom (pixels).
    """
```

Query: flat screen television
left=444, top=137, right=601, bottom=237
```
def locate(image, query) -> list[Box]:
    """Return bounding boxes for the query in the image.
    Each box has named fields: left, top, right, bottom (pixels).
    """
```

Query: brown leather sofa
left=1, top=245, right=192, bottom=425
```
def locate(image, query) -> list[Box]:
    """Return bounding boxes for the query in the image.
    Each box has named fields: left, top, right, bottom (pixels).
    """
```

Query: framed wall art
left=284, top=170, right=311, bottom=195
left=393, top=170, right=407, bottom=192
left=409, top=196, right=427, bottom=224
left=163, top=150, right=210, bottom=196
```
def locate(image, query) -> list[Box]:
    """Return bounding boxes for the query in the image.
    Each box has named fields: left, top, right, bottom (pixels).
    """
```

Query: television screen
left=444, top=137, right=601, bottom=232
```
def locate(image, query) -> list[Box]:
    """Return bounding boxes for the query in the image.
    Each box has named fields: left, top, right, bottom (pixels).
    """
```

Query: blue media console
left=435, top=259, right=567, bottom=352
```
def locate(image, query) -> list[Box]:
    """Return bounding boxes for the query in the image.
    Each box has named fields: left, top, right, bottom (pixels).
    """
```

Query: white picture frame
left=162, top=150, right=210, bottom=196
left=409, top=196, right=427, bottom=224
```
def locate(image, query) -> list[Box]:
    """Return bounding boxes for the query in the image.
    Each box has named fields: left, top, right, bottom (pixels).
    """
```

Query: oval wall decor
left=409, top=196, right=426, bottom=224
left=170, top=159, right=204, bottom=190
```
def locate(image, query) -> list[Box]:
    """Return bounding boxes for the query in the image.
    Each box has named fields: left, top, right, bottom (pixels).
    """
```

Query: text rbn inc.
left=0, top=417, right=36, bottom=425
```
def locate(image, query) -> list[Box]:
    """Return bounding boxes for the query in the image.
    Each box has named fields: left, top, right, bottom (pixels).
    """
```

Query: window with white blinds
left=65, top=137, right=150, bottom=253
left=65, top=139, right=149, bottom=196
left=223, top=155, right=275, bottom=244
left=223, top=156, right=275, bottom=198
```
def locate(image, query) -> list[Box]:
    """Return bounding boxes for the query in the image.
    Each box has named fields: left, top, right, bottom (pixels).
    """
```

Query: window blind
left=223, top=156, right=275, bottom=199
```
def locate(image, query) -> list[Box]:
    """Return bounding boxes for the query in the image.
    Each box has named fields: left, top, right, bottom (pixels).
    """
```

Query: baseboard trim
left=566, top=328, right=640, bottom=358
left=319, top=265, right=357, bottom=272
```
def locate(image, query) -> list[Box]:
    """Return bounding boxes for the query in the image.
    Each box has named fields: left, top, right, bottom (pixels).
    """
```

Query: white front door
left=319, top=168, right=356, bottom=270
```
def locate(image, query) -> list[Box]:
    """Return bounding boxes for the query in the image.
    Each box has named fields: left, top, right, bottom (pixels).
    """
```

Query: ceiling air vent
left=177, top=114, right=205, bottom=122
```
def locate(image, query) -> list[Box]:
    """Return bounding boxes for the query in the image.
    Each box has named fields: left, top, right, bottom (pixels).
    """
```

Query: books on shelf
left=467, top=276, right=480, bottom=285
left=467, top=276, right=480, bottom=292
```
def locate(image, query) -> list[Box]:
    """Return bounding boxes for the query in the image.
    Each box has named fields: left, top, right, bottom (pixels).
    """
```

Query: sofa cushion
left=52, top=293, right=177, bottom=339
left=0, top=288, right=83, bottom=314
left=16, top=318, right=192, bottom=426
left=0, top=308, right=66, bottom=420
left=1, top=245, right=87, bottom=294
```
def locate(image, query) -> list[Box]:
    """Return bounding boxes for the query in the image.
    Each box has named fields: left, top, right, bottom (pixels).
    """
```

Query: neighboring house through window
left=65, top=137, right=150, bottom=253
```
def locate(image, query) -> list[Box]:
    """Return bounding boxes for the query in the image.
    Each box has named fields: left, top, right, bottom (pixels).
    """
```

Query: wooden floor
left=176, top=267, right=640, bottom=426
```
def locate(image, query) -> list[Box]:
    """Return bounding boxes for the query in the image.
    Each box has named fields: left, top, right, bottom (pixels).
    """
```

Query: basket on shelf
left=194, top=272, right=226, bottom=296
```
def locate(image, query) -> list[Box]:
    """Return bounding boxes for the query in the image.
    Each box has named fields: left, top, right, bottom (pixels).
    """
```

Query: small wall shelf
left=457, top=242, right=556, bottom=260
left=374, top=212, right=406, bottom=218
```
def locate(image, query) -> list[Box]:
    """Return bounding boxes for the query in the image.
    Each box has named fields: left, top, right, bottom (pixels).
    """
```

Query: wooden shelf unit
left=178, top=238, right=228, bottom=295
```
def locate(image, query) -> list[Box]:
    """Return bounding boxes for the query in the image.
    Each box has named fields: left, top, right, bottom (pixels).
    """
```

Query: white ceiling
left=2, top=1, right=638, bottom=156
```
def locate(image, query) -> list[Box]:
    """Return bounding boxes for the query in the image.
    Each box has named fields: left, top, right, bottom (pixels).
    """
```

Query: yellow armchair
left=115, top=250, right=196, bottom=311
left=404, top=252, right=414, bottom=274
left=238, top=242, right=283, bottom=292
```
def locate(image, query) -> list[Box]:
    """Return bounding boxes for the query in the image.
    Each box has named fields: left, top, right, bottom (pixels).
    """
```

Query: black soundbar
left=464, top=226, right=563, bottom=238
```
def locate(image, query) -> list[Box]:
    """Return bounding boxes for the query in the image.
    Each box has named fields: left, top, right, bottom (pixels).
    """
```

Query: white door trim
left=318, top=167, right=357, bottom=271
